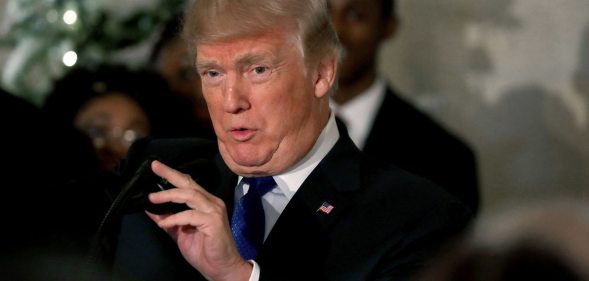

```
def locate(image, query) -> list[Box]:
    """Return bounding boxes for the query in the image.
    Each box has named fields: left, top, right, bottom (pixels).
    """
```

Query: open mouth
left=230, top=127, right=255, bottom=141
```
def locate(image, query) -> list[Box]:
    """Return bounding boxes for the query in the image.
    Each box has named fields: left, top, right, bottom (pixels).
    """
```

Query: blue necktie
left=230, top=176, right=276, bottom=260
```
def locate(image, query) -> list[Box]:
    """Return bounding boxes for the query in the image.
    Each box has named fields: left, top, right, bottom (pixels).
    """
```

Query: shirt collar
left=272, top=113, right=339, bottom=199
left=330, top=77, right=386, bottom=149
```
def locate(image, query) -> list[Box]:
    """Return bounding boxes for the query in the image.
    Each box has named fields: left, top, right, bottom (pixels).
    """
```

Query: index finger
left=151, top=160, right=200, bottom=190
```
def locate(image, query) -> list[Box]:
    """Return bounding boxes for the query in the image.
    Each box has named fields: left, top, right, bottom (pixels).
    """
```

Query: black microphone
left=129, top=156, right=190, bottom=215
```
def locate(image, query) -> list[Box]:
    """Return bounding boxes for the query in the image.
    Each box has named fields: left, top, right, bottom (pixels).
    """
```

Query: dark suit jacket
left=0, top=90, right=106, bottom=254
left=109, top=124, right=472, bottom=281
left=362, top=86, right=479, bottom=213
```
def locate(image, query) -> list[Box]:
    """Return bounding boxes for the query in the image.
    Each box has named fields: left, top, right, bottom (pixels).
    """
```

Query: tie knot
left=242, top=176, right=276, bottom=197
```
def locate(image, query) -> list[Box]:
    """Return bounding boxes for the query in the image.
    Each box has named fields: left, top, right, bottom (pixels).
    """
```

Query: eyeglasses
left=83, top=125, right=147, bottom=149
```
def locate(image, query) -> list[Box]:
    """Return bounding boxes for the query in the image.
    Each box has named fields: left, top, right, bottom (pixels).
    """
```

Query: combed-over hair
left=182, top=0, right=342, bottom=72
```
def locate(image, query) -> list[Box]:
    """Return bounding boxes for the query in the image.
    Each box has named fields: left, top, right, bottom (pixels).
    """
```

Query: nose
left=222, top=73, right=250, bottom=113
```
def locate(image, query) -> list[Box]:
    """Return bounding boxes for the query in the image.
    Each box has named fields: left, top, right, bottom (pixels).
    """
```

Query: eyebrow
left=196, top=51, right=277, bottom=71
left=195, top=60, right=219, bottom=72
left=235, top=53, right=274, bottom=67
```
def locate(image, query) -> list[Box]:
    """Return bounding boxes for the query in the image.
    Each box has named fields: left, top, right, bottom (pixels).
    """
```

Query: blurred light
left=46, top=10, right=58, bottom=23
left=63, top=10, right=78, bottom=25
left=62, top=51, right=78, bottom=67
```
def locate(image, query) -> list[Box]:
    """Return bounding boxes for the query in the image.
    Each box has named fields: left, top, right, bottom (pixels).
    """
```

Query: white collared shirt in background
left=329, top=78, right=386, bottom=150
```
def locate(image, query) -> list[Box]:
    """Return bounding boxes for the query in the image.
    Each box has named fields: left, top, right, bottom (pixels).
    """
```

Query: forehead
left=195, top=31, right=300, bottom=64
left=81, top=93, right=142, bottom=114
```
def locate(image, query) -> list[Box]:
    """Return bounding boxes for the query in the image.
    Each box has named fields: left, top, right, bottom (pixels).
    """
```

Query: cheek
left=201, top=92, right=222, bottom=122
left=265, top=89, right=311, bottom=132
left=263, top=78, right=303, bottom=109
left=202, top=89, right=219, bottom=108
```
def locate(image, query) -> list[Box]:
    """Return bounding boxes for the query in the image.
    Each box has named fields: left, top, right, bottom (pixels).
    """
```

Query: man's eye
left=200, top=69, right=224, bottom=86
left=206, top=70, right=220, bottom=77
left=247, top=66, right=272, bottom=83
left=253, top=66, right=268, bottom=74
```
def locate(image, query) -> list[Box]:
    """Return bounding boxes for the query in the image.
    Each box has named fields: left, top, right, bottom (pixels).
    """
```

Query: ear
left=313, top=55, right=338, bottom=98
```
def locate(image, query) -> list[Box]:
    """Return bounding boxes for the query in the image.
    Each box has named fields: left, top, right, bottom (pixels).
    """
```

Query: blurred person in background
left=36, top=64, right=204, bottom=265
left=43, top=64, right=199, bottom=170
left=327, top=0, right=480, bottom=214
left=0, top=87, right=108, bottom=259
left=149, top=13, right=216, bottom=140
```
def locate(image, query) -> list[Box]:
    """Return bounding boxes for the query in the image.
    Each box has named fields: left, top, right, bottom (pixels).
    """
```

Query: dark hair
left=149, top=13, right=184, bottom=65
left=42, top=64, right=195, bottom=138
left=382, top=0, right=396, bottom=20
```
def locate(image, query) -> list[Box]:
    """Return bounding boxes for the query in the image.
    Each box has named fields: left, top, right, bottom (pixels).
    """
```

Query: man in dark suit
left=107, top=0, right=473, bottom=280
left=328, top=0, right=479, bottom=213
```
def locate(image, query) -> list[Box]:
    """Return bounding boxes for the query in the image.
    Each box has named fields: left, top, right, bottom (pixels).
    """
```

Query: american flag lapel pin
left=317, top=201, right=334, bottom=214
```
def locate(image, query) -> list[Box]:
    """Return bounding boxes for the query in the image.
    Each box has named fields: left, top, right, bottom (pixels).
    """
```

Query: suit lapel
left=257, top=125, right=364, bottom=273
left=276, top=121, right=363, bottom=230
left=203, top=124, right=367, bottom=277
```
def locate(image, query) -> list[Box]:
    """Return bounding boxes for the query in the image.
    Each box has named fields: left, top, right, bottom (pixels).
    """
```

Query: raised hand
left=146, top=160, right=252, bottom=281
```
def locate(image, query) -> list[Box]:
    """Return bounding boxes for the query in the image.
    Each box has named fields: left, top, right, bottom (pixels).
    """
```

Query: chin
left=225, top=160, right=270, bottom=176
left=221, top=148, right=268, bottom=174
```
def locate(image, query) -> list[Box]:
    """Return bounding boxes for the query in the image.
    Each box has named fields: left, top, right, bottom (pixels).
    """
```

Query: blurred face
left=196, top=30, right=333, bottom=176
left=74, top=93, right=150, bottom=169
left=157, top=37, right=210, bottom=124
left=328, top=0, right=396, bottom=83
left=156, top=37, right=210, bottom=125
left=157, top=37, right=199, bottom=100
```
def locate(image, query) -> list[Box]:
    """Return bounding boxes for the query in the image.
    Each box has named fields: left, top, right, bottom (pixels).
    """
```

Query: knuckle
left=182, top=173, right=194, bottom=187
left=214, top=197, right=226, bottom=208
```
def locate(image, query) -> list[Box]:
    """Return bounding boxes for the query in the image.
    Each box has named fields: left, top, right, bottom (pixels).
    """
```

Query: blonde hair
left=182, top=0, right=342, bottom=74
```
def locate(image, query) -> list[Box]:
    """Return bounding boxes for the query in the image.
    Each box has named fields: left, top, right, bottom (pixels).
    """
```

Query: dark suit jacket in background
left=0, top=90, right=106, bottom=253
left=0, top=89, right=118, bottom=280
left=362, top=86, right=479, bottom=214
left=109, top=124, right=472, bottom=281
